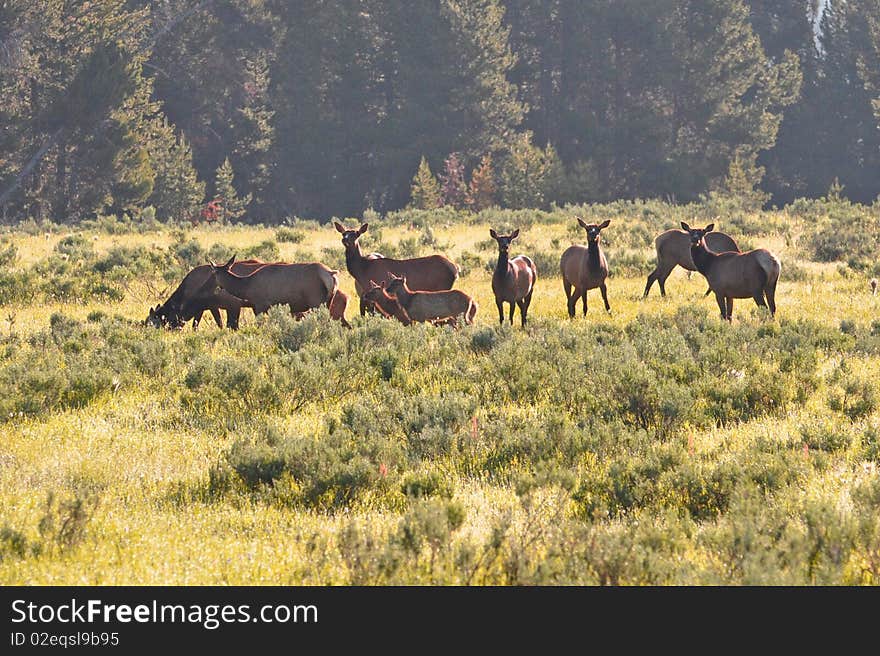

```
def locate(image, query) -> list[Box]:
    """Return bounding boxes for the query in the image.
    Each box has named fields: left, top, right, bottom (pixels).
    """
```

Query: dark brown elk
left=490, top=228, right=537, bottom=327
left=681, top=222, right=781, bottom=321
left=145, top=259, right=263, bottom=330
left=385, top=274, right=477, bottom=326
left=333, top=222, right=458, bottom=315
left=560, top=218, right=611, bottom=318
left=209, top=254, right=340, bottom=319
left=644, top=228, right=740, bottom=297
left=361, top=281, right=412, bottom=325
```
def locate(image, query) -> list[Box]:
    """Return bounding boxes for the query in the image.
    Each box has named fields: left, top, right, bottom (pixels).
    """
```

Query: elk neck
left=213, top=268, right=250, bottom=297
left=494, top=249, right=510, bottom=279
left=690, top=241, right=715, bottom=276
left=390, top=282, right=413, bottom=307
left=344, top=242, right=368, bottom=279
left=587, top=238, right=602, bottom=272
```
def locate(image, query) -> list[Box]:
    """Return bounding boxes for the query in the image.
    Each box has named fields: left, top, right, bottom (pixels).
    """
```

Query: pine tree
left=439, top=153, right=467, bottom=209
left=147, top=118, right=205, bottom=222
left=711, top=152, right=771, bottom=211
left=409, top=156, right=441, bottom=209
left=466, top=154, right=496, bottom=211
left=214, top=157, right=251, bottom=223
left=497, top=134, right=549, bottom=209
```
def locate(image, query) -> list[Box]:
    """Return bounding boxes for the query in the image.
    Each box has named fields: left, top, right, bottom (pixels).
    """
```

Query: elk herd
left=146, top=217, right=783, bottom=331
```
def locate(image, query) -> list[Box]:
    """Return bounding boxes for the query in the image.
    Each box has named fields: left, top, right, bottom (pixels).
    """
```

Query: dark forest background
left=2, top=1, right=880, bottom=224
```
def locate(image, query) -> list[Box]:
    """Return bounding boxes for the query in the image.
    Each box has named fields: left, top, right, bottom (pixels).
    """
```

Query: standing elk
left=385, top=274, right=477, bottom=326
left=146, top=259, right=263, bottom=330
left=560, top=218, right=611, bottom=318
left=681, top=222, right=781, bottom=321
left=333, top=222, right=458, bottom=315
left=644, top=228, right=740, bottom=297
left=361, top=281, right=412, bottom=325
left=490, top=228, right=537, bottom=327
left=209, top=254, right=342, bottom=321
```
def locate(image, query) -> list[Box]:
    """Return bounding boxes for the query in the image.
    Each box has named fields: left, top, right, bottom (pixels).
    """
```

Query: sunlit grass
left=1, top=210, right=879, bottom=585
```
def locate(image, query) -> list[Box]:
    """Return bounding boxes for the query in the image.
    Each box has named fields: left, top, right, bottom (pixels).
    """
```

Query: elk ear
left=224, top=254, right=236, bottom=268
left=680, top=221, right=691, bottom=231
left=577, top=217, right=589, bottom=229
left=358, top=223, right=369, bottom=235
left=333, top=221, right=345, bottom=233
left=511, top=229, right=519, bottom=239
left=705, top=223, right=715, bottom=233
left=209, top=260, right=218, bottom=268
left=489, top=229, right=498, bottom=239
left=598, top=220, right=610, bottom=230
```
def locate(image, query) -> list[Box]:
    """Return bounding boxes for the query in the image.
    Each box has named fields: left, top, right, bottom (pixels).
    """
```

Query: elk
left=333, top=222, right=458, bottom=315
left=490, top=228, right=537, bottom=327
left=560, top=218, right=611, bottom=318
left=644, top=228, right=740, bottom=297
left=145, top=259, right=263, bottom=330
left=209, top=254, right=340, bottom=319
left=291, top=289, right=352, bottom=328
left=681, top=222, right=781, bottom=321
left=384, top=274, right=477, bottom=326
left=361, top=281, right=412, bottom=325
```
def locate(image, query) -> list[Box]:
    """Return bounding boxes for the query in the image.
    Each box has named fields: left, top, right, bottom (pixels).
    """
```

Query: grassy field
left=1, top=200, right=880, bottom=584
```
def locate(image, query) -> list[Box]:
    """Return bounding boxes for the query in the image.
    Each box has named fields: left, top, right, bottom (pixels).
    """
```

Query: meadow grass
left=1, top=203, right=879, bottom=584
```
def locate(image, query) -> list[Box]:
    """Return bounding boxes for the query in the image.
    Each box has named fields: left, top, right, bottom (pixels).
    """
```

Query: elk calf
left=385, top=274, right=477, bottom=326
left=362, top=282, right=412, bottom=325
left=490, top=228, right=537, bottom=327
left=560, top=218, right=611, bottom=318
left=681, top=222, right=781, bottom=321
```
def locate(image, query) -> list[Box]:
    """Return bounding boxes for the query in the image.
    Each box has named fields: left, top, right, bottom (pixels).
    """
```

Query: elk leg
left=600, top=284, right=611, bottom=312
left=191, top=310, right=204, bottom=330
left=566, top=285, right=578, bottom=319
left=752, top=291, right=768, bottom=311
left=496, top=299, right=505, bottom=325
left=360, top=298, right=370, bottom=316
left=765, top=280, right=778, bottom=317
left=714, top=292, right=726, bottom=320
left=644, top=270, right=658, bottom=297
left=210, top=307, right=223, bottom=328
left=581, top=290, right=588, bottom=316
left=227, top=306, right=241, bottom=330
left=725, top=298, right=734, bottom=322
left=657, top=267, right=674, bottom=297
left=520, top=290, right=533, bottom=327
left=508, top=301, right=516, bottom=324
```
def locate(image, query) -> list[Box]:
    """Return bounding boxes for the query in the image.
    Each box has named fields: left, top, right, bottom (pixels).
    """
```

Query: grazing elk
left=681, top=222, right=781, bottom=321
left=361, top=281, right=412, bottom=325
left=209, top=254, right=341, bottom=320
left=146, top=259, right=263, bottom=330
left=560, top=218, right=611, bottom=318
left=644, top=228, right=740, bottom=297
left=333, top=222, right=458, bottom=315
left=385, top=273, right=477, bottom=326
left=490, top=228, right=537, bottom=327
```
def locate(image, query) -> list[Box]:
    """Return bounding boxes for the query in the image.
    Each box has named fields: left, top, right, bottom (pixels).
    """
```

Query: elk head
left=333, top=221, right=368, bottom=250
left=577, top=218, right=610, bottom=244
left=385, top=273, right=407, bottom=297
left=489, top=228, right=520, bottom=254
left=680, top=222, right=715, bottom=247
